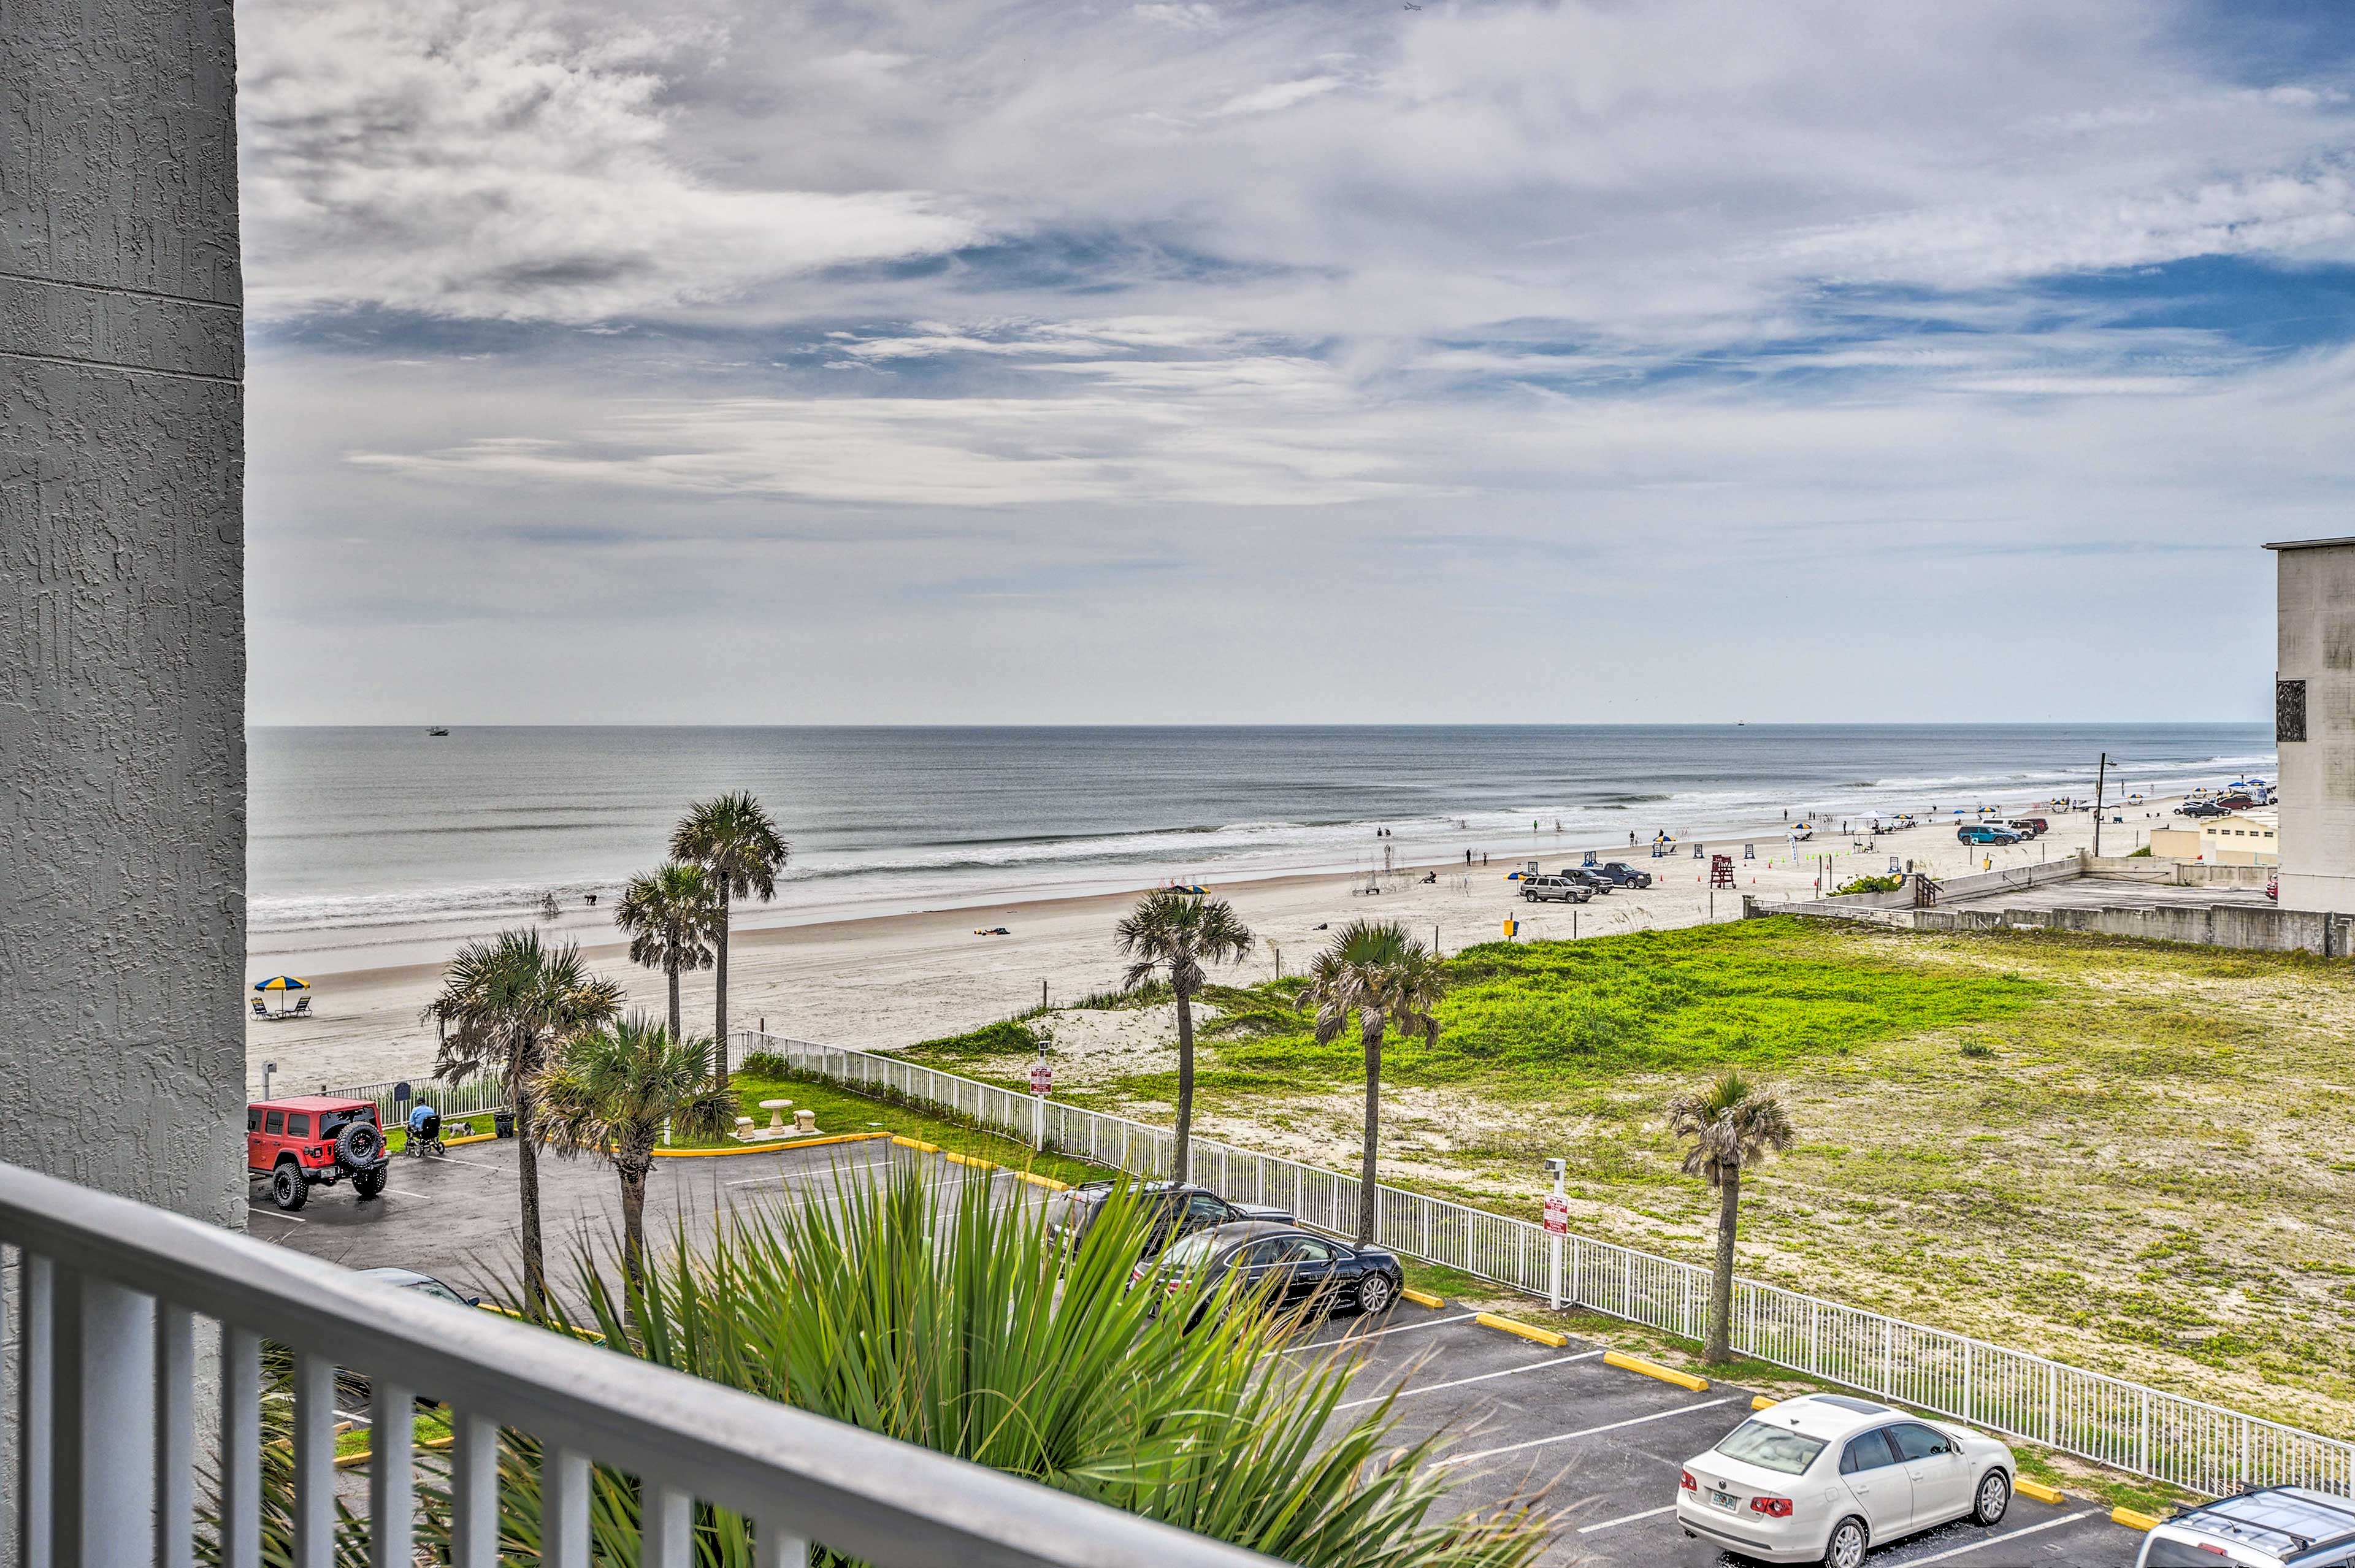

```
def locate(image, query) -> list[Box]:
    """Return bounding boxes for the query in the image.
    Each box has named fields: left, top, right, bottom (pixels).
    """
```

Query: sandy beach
left=245, top=797, right=2182, bottom=1094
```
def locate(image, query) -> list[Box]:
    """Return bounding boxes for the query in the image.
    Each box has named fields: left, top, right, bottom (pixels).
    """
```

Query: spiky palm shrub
left=440, top=1170, right=1545, bottom=1566
left=671, top=792, right=791, bottom=1088
left=1113, top=889, right=1254, bottom=1184
left=210, top=1171, right=1547, bottom=1567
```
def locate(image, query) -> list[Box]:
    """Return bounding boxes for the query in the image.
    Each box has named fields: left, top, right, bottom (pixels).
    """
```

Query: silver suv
left=1520, top=874, right=1592, bottom=904
left=2137, top=1487, right=2355, bottom=1566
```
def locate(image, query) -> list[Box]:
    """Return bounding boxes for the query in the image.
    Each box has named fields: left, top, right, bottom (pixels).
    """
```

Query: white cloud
left=238, top=0, right=978, bottom=322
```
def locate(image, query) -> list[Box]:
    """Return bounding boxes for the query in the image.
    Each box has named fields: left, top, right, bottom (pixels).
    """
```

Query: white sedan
left=1675, top=1394, right=2016, bottom=1566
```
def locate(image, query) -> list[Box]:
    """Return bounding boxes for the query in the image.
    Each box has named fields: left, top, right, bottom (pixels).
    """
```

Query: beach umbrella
left=253, top=976, right=309, bottom=992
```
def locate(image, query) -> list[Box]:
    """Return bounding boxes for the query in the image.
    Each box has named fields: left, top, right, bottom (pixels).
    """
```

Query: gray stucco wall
left=1, top=0, right=245, bottom=1228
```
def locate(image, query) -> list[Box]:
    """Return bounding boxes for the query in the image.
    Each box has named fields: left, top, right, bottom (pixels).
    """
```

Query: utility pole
left=2093, top=752, right=2109, bottom=858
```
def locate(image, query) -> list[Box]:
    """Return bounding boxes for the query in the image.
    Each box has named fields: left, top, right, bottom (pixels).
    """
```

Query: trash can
left=493, top=1109, right=516, bottom=1139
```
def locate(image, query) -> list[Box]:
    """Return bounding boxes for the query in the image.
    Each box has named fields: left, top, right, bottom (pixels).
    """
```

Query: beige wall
left=2275, top=541, right=2355, bottom=911
left=2148, top=827, right=2202, bottom=859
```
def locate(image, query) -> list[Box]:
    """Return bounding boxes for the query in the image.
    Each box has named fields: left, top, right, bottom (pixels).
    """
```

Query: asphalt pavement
left=266, top=1136, right=2143, bottom=1567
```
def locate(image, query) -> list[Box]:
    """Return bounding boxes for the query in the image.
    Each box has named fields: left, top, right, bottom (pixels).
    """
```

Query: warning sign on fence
left=1542, top=1195, right=1569, bottom=1236
left=1030, top=1061, right=1052, bottom=1095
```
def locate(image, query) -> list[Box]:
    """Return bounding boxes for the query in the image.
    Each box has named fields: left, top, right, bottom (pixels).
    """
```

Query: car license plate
left=1709, top=1490, right=1739, bottom=1512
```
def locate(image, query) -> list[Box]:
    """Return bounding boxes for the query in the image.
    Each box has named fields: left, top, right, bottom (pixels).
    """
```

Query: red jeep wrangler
left=248, top=1096, right=388, bottom=1210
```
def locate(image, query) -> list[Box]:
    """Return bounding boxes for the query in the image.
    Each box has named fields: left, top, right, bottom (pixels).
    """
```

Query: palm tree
left=532, top=1014, right=736, bottom=1293
left=1666, top=1068, right=1795, bottom=1364
left=1114, top=889, right=1254, bottom=1184
left=421, top=930, right=621, bottom=1316
left=613, top=861, right=721, bottom=1047
left=670, top=792, right=790, bottom=1088
left=1306, top=920, right=1447, bottom=1245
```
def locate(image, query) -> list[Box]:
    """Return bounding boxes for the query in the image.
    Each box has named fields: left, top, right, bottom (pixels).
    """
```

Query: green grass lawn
left=901, top=916, right=2355, bottom=1436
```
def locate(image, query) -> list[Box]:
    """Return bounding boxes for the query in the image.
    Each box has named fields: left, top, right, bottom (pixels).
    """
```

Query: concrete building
left=2200, top=809, right=2280, bottom=866
left=2269, top=538, right=2355, bottom=912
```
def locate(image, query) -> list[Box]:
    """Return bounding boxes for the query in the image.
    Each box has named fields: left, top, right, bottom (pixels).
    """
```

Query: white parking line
left=1283, top=1312, right=1481, bottom=1353
left=1438, top=1396, right=1737, bottom=1466
left=247, top=1207, right=307, bottom=1222
left=724, top=1158, right=897, bottom=1188
left=1337, top=1351, right=1603, bottom=1409
left=1902, top=1512, right=2096, bottom=1562
left=1576, top=1504, right=1675, bottom=1535
left=424, top=1153, right=505, bottom=1172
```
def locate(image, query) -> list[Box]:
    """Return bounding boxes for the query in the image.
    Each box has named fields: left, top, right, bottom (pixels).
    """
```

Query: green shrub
left=1832, top=874, right=1905, bottom=896
left=737, top=1049, right=791, bottom=1079
left=904, top=1018, right=1043, bottom=1060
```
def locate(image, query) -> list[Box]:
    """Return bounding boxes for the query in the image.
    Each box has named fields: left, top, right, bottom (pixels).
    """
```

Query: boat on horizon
left=426, top=726, right=450, bottom=736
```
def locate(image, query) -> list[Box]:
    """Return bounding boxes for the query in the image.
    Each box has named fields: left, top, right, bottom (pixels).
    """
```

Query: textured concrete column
left=2, top=1, right=243, bottom=1556
left=0, top=0, right=244, bottom=1216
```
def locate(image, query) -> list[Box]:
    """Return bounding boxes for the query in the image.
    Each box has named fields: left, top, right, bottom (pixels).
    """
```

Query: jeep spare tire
left=336, top=1120, right=383, bottom=1168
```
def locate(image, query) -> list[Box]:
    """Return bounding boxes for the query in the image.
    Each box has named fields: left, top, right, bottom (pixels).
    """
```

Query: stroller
left=405, top=1103, right=446, bottom=1159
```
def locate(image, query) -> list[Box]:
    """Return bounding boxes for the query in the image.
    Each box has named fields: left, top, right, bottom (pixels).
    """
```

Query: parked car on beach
left=1596, top=862, right=1653, bottom=888
left=2134, top=1486, right=2355, bottom=1567
left=2178, top=801, right=2231, bottom=819
left=2003, top=818, right=2048, bottom=838
left=1556, top=866, right=1616, bottom=893
left=1676, top=1394, right=2015, bottom=1566
left=1521, top=874, right=1592, bottom=903
left=1956, top=824, right=2020, bottom=846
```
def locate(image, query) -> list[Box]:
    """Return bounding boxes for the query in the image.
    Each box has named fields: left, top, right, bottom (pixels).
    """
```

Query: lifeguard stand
left=1709, top=855, right=1734, bottom=888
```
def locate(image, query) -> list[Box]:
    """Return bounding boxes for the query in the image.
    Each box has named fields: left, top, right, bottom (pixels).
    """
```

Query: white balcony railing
left=0, top=1157, right=1281, bottom=1568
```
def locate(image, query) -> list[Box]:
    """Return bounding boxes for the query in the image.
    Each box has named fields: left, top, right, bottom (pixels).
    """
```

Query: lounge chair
left=291, top=995, right=313, bottom=1018
left=250, top=997, right=271, bottom=1020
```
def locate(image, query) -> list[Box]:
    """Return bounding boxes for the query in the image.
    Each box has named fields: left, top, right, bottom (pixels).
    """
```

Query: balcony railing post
left=449, top=1409, right=496, bottom=1568
left=220, top=1325, right=260, bottom=1568
left=17, top=1252, right=54, bottom=1568
left=52, top=1268, right=156, bottom=1567
left=368, top=1378, right=415, bottom=1568
left=155, top=1303, right=196, bottom=1568
left=293, top=1353, right=335, bottom=1568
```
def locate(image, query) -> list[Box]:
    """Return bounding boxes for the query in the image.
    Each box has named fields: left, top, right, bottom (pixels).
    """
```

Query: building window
left=2280, top=679, right=2308, bottom=743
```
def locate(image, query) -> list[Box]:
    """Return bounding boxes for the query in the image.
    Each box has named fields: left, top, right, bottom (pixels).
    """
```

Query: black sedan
left=1134, top=1220, right=1405, bottom=1325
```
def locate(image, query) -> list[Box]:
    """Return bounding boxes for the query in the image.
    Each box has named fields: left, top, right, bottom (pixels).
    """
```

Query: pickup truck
left=1594, top=862, right=1654, bottom=889
left=1520, top=874, right=1593, bottom=903
left=1553, top=867, right=1617, bottom=893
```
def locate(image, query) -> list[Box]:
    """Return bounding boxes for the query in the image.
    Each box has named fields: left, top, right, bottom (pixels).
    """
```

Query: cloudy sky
left=240, top=0, right=2355, bottom=725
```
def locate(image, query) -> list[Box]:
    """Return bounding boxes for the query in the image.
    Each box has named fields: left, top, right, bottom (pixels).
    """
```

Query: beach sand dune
left=245, top=798, right=2170, bottom=1095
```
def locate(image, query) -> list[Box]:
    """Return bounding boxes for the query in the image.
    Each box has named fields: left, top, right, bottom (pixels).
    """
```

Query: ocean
left=250, top=724, right=2273, bottom=972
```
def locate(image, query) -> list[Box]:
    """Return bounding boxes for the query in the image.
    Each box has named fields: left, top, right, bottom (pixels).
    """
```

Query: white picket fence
left=743, top=1028, right=2355, bottom=1502
left=333, top=1073, right=511, bottom=1128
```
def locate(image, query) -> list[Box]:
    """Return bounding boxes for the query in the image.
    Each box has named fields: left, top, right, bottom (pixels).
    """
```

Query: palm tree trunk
left=1172, top=984, right=1196, bottom=1185
left=515, top=1084, right=546, bottom=1320
left=1707, top=1169, right=1740, bottom=1364
left=667, top=956, right=682, bottom=1046
left=713, top=884, right=732, bottom=1087
left=1358, top=1015, right=1383, bottom=1244
left=619, top=1160, right=649, bottom=1297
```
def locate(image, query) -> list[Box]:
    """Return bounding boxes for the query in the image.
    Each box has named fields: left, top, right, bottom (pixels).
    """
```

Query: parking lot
left=264, top=1138, right=2143, bottom=1567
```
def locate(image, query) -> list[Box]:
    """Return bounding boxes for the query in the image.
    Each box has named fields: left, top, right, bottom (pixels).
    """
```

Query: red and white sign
left=1030, top=1062, right=1053, bottom=1095
left=1542, top=1195, right=1569, bottom=1236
